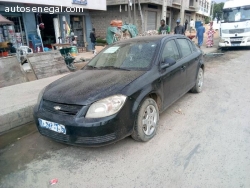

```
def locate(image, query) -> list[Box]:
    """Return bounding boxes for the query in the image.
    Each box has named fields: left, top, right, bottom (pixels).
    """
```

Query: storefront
left=0, top=1, right=106, bottom=52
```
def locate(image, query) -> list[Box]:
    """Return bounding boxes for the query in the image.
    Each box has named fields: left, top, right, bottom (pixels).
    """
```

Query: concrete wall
left=0, top=56, right=27, bottom=88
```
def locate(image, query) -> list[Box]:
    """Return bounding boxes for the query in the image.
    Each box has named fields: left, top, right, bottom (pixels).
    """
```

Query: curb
left=0, top=122, right=37, bottom=149
left=0, top=103, right=35, bottom=134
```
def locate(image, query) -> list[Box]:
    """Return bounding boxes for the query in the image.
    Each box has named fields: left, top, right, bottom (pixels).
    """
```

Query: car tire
left=131, top=98, right=159, bottom=142
left=191, top=67, right=204, bottom=93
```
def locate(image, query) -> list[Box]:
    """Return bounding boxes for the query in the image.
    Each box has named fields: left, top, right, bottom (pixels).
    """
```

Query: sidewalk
left=0, top=74, right=68, bottom=134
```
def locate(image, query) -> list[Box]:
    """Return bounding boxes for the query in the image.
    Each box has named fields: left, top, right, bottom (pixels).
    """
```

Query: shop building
left=90, top=0, right=211, bottom=38
left=0, top=0, right=106, bottom=51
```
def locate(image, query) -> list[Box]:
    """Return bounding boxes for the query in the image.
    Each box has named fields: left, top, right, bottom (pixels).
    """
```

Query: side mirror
left=161, top=57, right=176, bottom=69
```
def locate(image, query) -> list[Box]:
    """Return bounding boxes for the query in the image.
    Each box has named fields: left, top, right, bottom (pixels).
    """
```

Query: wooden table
left=51, top=43, right=71, bottom=50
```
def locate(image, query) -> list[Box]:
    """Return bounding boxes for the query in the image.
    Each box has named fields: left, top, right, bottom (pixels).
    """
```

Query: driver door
left=160, top=39, right=187, bottom=109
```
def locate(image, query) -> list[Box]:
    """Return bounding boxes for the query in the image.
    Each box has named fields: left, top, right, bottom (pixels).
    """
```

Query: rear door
left=186, top=40, right=201, bottom=90
left=176, top=38, right=194, bottom=93
left=160, top=39, right=187, bottom=109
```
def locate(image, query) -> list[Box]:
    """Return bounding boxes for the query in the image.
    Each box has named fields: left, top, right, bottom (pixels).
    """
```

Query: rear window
left=188, top=40, right=198, bottom=52
left=177, top=38, right=192, bottom=57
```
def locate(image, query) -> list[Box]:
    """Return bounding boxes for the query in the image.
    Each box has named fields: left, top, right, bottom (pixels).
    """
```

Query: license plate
left=232, top=43, right=240, bottom=46
left=38, top=118, right=66, bottom=134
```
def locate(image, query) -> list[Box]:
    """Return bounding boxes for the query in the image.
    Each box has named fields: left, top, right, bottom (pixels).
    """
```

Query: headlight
left=85, top=95, right=127, bottom=118
left=37, top=87, right=46, bottom=104
left=219, top=38, right=225, bottom=43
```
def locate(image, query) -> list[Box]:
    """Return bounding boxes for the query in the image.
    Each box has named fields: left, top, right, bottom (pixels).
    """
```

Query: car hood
left=43, top=70, right=145, bottom=105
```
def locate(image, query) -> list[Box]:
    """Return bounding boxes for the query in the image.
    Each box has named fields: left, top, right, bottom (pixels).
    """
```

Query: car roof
left=114, top=34, right=187, bottom=44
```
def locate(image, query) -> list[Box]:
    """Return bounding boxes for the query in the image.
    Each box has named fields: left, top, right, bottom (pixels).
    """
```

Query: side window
left=177, top=38, right=192, bottom=57
left=161, top=40, right=180, bottom=61
left=188, top=40, right=197, bottom=52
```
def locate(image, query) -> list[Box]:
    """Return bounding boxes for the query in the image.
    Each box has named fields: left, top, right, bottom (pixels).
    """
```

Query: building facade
left=89, top=0, right=211, bottom=38
left=0, top=0, right=106, bottom=51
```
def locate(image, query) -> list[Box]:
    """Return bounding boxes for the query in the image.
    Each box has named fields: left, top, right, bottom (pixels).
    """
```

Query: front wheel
left=191, top=67, right=204, bottom=93
left=131, top=98, right=159, bottom=142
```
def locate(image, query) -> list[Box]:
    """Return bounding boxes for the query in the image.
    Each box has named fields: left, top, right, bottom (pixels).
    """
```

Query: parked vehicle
left=219, top=0, right=250, bottom=47
left=33, top=35, right=204, bottom=146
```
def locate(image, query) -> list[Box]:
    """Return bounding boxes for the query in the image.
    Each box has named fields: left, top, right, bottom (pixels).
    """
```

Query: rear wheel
left=191, top=68, right=204, bottom=93
left=131, top=98, right=159, bottom=142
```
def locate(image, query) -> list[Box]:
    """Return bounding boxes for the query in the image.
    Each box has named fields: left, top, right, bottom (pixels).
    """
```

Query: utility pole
left=128, top=0, right=131, bottom=23
left=210, top=1, right=215, bottom=21
left=180, top=0, right=185, bottom=25
left=133, top=0, right=137, bottom=25
left=138, top=0, right=144, bottom=32
left=162, top=0, right=167, bottom=21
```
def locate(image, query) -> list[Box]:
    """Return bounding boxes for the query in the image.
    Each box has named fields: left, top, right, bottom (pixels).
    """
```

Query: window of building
left=190, top=0, right=194, bottom=6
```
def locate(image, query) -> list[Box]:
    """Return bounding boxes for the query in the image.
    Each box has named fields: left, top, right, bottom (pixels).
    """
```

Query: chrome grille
left=38, top=127, right=116, bottom=144
left=229, top=29, right=244, bottom=34
left=41, top=100, right=83, bottom=115
left=75, top=133, right=116, bottom=144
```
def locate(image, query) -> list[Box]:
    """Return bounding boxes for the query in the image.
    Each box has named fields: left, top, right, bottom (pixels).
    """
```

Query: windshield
left=85, top=40, right=158, bottom=71
left=223, top=6, right=250, bottom=22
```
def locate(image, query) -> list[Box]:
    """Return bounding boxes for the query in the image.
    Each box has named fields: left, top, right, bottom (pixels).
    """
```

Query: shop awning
left=0, top=14, right=14, bottom=25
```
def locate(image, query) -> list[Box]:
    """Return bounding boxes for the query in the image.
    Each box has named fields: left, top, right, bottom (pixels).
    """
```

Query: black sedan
left=33, top=35, right=204, bottom=146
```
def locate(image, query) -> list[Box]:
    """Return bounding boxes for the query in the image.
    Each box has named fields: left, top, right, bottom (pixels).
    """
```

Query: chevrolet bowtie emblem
left=54, top=106, right=61, bottom=110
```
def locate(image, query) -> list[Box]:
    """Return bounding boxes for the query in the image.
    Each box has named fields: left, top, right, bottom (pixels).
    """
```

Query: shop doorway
left=147, top=11, right=157, bottom=30
left=70, top=15, right=85, bottom=47
left=38, top=14, right=56, bottom=48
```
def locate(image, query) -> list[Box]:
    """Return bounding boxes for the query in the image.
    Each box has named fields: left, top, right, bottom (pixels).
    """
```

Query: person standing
left=185, top=19, right=188, bottom=31
left=174, top=19, right=185, bottom=35
left=90, top=28, right=97, bottom=54
left=196, top=22, right=205, bottom=48
left=189, top=19, right=195, bottom=33
left=206, top=25, right=216, bottom=47
left=158, top=19, right=169, bottom=34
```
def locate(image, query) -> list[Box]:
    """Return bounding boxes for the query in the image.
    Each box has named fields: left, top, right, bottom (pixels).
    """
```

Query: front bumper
left=33, top=99, right=136, bottom=147
left=219, top=38, right=250, bottom=47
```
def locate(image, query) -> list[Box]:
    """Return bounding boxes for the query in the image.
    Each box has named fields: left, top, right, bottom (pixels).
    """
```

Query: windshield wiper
left=241, top=18, right=250, bottom=21
left=86, top=65, right=99, bottom=69
left=99, top=66, right=131, bottom=71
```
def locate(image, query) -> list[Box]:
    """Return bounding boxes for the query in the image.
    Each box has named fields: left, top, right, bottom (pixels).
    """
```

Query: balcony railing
left=172, top=0, right=181, bottom=5
left=107, top=0, right=163, bottom=5
left=106, top=0, right=127, bottom=5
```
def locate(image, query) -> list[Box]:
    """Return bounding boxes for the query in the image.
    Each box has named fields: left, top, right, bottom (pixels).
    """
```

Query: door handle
left=181, top=65, right=186, bottom=70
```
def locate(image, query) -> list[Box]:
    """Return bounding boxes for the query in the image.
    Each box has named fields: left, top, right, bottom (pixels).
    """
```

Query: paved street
left=1, top=48, right=250, bottom=188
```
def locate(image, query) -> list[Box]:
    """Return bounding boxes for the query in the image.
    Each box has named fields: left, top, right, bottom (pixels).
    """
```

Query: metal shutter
left=147, top=11, right=157, bottom=30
